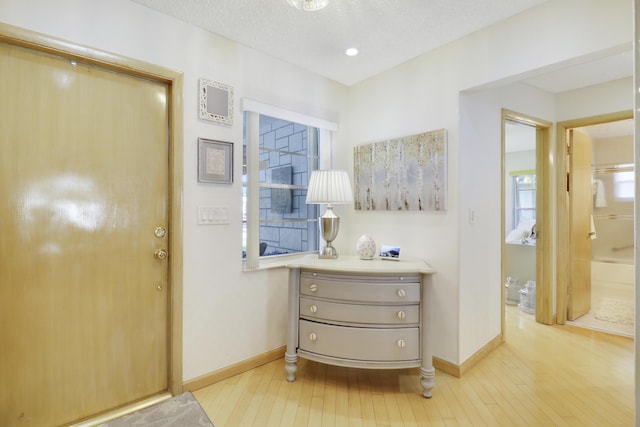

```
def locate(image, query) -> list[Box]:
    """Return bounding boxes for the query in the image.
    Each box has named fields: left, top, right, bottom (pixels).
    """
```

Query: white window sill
left=242, top=252, right=316, bottom=272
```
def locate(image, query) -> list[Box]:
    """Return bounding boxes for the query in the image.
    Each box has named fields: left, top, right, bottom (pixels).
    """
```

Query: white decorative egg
left=356, top=235, right=376, bottom=260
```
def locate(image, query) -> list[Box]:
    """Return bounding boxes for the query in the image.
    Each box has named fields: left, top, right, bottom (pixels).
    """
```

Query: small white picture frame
left=380, top=245, right=401, bottom=260
left=199, top=78, right=233, bottom=126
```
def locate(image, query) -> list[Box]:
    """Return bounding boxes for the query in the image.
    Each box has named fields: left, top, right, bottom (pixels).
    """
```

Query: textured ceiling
left=130, top=0, right=552, bottom=86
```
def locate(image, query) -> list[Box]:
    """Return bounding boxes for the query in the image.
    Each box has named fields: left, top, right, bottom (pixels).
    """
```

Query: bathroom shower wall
left=592, top=133, right=634, bottom=264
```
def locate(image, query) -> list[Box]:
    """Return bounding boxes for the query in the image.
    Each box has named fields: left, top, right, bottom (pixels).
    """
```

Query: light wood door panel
left=0, top=42, right=169, bottom=426
left=567, top=129, right=592, bottom=320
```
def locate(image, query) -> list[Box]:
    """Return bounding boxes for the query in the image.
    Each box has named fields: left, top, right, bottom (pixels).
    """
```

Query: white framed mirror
left=199, top=78, right=233, bottom=126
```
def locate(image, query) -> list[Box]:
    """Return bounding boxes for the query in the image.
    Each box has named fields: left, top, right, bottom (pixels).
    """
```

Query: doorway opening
left=504, top=120, right=537, bottom=312
left=558, top=114, right=634, bottom=337
left=501, top=110, right=553, bottom=335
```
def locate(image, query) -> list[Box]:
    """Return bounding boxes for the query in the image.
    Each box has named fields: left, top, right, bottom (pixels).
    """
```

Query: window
left=513, top=173, right=536, bottom=227
left=242, top=100, right=336, bottom=268
left=613, top=167, right=634, bottom=200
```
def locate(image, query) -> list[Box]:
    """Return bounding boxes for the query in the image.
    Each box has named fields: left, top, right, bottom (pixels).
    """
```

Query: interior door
left=567, top=128, right=593, bottom=320
left=0, top=42, right=170, bottom=426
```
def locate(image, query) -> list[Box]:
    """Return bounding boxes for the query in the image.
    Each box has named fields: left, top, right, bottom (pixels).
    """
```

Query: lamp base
left=318, top=243, right=338, bottom=259
left=318, top=212, right=340, bottom=259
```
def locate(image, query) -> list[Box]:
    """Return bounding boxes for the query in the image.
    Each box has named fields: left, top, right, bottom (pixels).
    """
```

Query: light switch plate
left=198, top=207, right=229, bottom=225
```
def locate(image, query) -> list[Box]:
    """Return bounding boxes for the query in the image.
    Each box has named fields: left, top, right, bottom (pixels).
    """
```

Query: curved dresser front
left=284, top=255, right=436, bottom=398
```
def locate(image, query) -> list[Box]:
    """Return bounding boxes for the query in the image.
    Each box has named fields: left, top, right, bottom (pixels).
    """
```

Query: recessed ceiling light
left=345, top=48, right=359, bottom=57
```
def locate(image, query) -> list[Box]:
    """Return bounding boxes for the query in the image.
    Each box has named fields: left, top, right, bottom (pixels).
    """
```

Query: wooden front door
left=0, top=41, right=170, bottom=426
left=567, top=128, right=593, bottom=320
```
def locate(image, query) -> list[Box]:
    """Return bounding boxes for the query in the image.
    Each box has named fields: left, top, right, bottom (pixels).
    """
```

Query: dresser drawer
left=300, top=271, right=420, bottom=303
left=299, top=320, right=419, bottom=361
left=300, top=297, right=419, bottom=325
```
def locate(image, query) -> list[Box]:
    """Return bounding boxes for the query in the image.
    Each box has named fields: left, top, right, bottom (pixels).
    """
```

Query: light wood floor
left=568, top=280, right=634, bottom=337
left=193, top=306, right=634, bottom=426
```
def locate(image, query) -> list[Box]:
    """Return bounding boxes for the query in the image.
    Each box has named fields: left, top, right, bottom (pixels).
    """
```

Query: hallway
left=194, top=305, right=634, bottom=426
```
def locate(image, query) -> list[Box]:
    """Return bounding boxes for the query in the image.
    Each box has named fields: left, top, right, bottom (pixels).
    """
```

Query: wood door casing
left=567, top=129, right=592, bottom=321
left=0, top=42, right=170, bottom=426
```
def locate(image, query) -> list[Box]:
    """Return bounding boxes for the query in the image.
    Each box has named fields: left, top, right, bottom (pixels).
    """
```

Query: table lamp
left=306, top=169, right=353, bottom=259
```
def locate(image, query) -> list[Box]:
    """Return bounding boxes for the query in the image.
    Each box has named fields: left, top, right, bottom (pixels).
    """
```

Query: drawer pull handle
left=396, top=289, right=406, bottom=298
left=309, top=284, right=318, bottom=293
left=309, top=332, right=317, bottom=342
left=309, top=305, right=318, bottom=313
left=397, top=311, right=406, bottom=320
left=397, top=339, right=406, bottom=348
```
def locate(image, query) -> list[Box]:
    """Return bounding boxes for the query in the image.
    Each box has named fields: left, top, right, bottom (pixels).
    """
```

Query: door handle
left=154, top=249, right=168, bottom=260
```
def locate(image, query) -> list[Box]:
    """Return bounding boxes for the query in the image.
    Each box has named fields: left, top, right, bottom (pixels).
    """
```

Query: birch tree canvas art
left=353, top=129, right=447, bottom=211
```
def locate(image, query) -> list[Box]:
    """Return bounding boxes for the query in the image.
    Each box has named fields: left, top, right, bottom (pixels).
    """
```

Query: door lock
left=154, top=249, right=168, bottom=260
left=154, top=226, right=167, bottom=238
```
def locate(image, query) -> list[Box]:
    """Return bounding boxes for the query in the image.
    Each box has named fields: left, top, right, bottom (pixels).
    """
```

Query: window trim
left=242, top=99, right=337, bottom=131
left=242, top=99, right=337, bottom=270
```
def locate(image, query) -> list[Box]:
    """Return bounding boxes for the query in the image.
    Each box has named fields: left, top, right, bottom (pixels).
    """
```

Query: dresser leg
left=285, top=352, right=298, bottom=382
left=419, top=366, right=435, bottom=398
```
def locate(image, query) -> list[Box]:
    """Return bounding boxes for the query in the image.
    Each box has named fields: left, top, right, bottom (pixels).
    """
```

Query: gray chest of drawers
left=285, top=255, right=436, bottom=398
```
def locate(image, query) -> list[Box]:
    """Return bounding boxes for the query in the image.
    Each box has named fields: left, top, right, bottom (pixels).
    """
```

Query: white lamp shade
left=286, top=0, right=329, bottom=11
left=306, top=169, right=353, bottom=205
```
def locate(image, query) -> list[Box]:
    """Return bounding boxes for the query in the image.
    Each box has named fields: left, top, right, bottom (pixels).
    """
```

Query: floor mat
left=594, top=298, right=634, bottom=325
left=101, top=392, right=214, bottom=427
